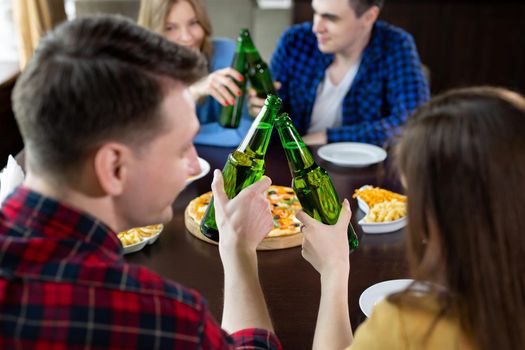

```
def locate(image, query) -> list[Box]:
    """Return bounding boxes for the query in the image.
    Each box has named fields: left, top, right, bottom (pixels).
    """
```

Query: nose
left=312, top=14, right=324, bottom=34
left=178, top=26, right=193, bottom=44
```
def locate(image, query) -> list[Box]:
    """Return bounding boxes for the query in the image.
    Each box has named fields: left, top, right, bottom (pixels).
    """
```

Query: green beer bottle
left=243, top=30, right=276, bottom=98
left=275, top=113, right=359, bottom=250
left=201, top=95, right=282, bottom=242
left=218, top=29, right=249, bottom=128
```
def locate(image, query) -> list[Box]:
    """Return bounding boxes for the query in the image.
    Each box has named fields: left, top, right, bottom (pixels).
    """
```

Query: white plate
left=317, top=142, right=387, bottom=167
left=359, top=279, right=414, bottom=317
left=186, top=157, right=210, bottom=185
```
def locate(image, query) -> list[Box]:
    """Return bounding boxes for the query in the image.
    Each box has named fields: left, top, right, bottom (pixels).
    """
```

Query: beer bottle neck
left=276, top=115, right=316, bottom=173
left=242, top=32, right=263, bottom=64
left=237, top=96, right=281, bottom=158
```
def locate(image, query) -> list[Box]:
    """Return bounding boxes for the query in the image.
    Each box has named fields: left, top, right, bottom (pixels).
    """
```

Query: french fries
left=364, top=199, right=407, bottom=223
left=353, top=186, right=406, bottom=208
left=117, top=224, right=163, bottom=247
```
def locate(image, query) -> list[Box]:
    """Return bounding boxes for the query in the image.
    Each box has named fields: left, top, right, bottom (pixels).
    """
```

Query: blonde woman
left=139, top=0, right=251, bottom=146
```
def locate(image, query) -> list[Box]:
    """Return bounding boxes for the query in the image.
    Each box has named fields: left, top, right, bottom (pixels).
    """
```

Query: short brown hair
left=12, top=15, right=206, bottom=180
left=350, top=0, right=384, bottom=17
left=138, top=0, right=213, bottom=63
left=394, top=87, right=525, bottom=349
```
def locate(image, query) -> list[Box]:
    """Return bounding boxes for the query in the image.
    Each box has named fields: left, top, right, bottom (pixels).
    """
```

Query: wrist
left=220, top=245, right=258, bottom=269
left=320, top=263, right=350, bottom=287
left=189, top=80, right=207, bottom=101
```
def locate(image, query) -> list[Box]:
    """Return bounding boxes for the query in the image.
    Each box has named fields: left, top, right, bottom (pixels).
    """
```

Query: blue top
left=270, top=21, right=430, bottom=146
left=194, top=37, right=252, bottom=147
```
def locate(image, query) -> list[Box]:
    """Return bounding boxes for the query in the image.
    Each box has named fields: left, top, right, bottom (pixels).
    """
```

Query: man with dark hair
left=1, top=15, right=281, bottom=349
left=249, top=0, right=429, bottom=146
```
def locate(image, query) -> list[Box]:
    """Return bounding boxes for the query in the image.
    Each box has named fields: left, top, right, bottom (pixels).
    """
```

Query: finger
left=221, top=77, right=242, bottom=97
left=245, top=176, right=272, bottom=195
left=210, top=89, right=232, bottom=106
left=295, top=209, right=317, bottom=227
left=210, top=170, right=229, bottom=209
left=221, top=67, right=245, bottom=83
left=274, top=81, right=282, bottom=90
left=336, top=199, right=352, bottom=229
left=212, top=84, right=236, bottom=105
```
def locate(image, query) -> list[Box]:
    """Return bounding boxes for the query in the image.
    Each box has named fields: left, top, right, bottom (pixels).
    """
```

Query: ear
left=93, top=143, right=132, bottom=196
left=363, top=6, right=380, bottom=26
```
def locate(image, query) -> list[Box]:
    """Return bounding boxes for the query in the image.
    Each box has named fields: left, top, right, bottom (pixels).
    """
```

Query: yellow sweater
left=349, top=295, right=474, bottom=349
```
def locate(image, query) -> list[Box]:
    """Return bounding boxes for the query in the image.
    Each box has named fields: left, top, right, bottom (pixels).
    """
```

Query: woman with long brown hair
left=297, top=86, right=525, bottom=349
left=138, top=0, right=251, bottom=146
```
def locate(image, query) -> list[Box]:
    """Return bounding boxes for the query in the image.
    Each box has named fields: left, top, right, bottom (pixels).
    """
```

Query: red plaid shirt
left=0, top=187, right=281, bottom=349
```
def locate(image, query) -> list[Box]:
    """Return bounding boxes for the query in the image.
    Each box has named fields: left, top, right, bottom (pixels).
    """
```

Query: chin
left=317, top=43, right=334, bottom=54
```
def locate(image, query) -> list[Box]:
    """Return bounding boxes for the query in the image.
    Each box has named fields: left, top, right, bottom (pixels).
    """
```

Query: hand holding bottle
left=248, top=81, right=281, bottom=117
left=297, top=199, right=352, bottom=276
left=190, top=67, right=245, bottom=106
left=211, top=170, right=274, bottom=252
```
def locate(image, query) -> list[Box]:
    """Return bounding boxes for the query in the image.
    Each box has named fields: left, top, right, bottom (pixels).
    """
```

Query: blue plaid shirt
left=271, top=21, right=430, bottom=146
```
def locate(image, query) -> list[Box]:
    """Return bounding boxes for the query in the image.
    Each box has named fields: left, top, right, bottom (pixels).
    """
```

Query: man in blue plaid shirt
left=249, top=0, right=430, bottom=146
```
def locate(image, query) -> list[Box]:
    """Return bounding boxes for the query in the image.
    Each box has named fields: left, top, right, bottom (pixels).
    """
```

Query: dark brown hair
left=350, top=0, right=384, bottom=17
left=138, top=0, right=213, bottom=63
left=12, top=15, right=206, bottom=180
left=394, top=87, right=525, bottom=349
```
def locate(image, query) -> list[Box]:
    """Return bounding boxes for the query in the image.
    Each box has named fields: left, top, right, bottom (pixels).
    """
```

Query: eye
left=189, top=19, right=200, bottom=27
left=165, top=24, right=177, bottom=33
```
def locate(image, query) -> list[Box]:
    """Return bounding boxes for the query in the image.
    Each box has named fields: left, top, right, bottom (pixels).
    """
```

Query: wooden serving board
left=184, top=204, right=303, bottom=251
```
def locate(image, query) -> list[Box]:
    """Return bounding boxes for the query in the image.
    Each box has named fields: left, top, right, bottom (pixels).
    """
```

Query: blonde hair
left=138, top=0, right=213, bottom=62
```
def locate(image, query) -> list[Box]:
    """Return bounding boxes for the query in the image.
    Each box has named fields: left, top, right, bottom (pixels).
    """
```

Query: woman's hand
left=189, top=67, right=244, bottom=106
left=297, top=199, right=352, bottom=276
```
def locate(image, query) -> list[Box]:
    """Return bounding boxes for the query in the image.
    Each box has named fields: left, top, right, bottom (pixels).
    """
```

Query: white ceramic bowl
left=123, top=239, right=148, bottom=254
left=358, top=216, right=407, bottom=234
left=355, top=185, right=407, bottom=234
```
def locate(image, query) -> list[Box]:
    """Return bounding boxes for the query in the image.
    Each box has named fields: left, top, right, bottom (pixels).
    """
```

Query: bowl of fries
left=117, top=224, right=164, bottom=254
left=353, top=186, right=407, bottom=234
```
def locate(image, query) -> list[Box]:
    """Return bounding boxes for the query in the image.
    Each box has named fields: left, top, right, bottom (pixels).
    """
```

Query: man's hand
left=302, top=131, right=327, bottom=145
left=247, top=82, right=281, bottom=117
left=190, top=68, right=244, bottom=106
left=297, top=199, right=352, bottom=276
left=211, top=170, right=276, bottom=334
left=211, top=170, right=273, bottom=253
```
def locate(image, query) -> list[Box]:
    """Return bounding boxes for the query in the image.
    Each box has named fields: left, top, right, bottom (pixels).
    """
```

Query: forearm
left=221, top=250, right=274, bottom=333
left=313, top=269, right=353, bottom=350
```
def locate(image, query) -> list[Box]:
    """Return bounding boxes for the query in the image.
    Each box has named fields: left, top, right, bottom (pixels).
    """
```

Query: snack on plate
left=186, top=185, right=303, bottom=237
left=117, top=224, right=163, bottom=247
left=364, top=199, right=407, bottom=223
left=353, top=186, right=407, bottom=208
left=117, top=230, right=142, bottom=247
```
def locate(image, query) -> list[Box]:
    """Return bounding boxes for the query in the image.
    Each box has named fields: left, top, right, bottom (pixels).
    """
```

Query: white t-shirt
left=308, top=60, right=361, bottom=134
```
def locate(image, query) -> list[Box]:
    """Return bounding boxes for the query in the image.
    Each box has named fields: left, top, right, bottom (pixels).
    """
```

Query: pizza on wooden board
left=185, top=185, right=304, bottom=247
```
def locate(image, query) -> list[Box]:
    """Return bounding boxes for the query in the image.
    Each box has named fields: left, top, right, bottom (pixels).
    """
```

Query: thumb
left=295, top=209, right=318, bottom=227
left=246, top=176, right=272, bottom=195
left=210, top=170, right=228, bottom=209
left=274, top=81, right=282, bottom=90
left=336, top=199, right=352, bottom=229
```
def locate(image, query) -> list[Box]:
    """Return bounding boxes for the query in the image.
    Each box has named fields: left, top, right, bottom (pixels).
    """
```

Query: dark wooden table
left=126, top=142, right=409, bottom=350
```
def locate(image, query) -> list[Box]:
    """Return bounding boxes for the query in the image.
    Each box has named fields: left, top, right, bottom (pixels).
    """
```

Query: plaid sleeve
left=198, top=300, right=282, bottom=350
left=327, top=32, right=430, bottom=146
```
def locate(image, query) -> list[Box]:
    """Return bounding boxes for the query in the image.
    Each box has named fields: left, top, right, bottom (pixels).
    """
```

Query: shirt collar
left=2, top=186, right=123, bottom=256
